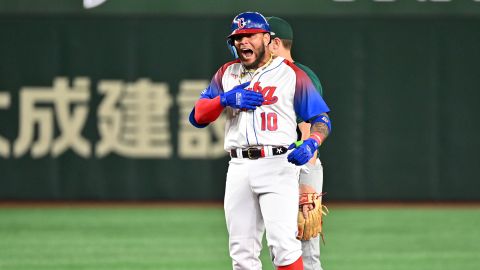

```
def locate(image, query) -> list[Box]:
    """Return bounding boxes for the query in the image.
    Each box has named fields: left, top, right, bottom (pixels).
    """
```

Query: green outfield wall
left=2, top=0, right=480, bottom=16
left=0, top=1, right=479, bottom=201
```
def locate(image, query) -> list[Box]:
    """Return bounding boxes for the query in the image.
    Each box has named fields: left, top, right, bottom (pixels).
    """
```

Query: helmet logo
left=236, top=17, right=247, bottom=29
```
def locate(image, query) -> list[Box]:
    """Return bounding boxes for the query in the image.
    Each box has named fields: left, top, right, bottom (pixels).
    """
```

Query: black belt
left=230, top=146, right=288, bottom=160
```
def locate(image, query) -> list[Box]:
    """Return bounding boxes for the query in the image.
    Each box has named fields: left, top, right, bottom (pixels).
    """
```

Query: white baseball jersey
left=200, top=56, right=330, bottom=151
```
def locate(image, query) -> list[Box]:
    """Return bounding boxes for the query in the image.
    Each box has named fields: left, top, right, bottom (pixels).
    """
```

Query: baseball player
left=189, top=11, right=331, bottom=270
left=267, top=16, right=327, bottom=270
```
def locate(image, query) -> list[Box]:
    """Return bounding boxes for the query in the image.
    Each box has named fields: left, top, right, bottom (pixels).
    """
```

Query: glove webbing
left=320, top=204, right=329, bottom=245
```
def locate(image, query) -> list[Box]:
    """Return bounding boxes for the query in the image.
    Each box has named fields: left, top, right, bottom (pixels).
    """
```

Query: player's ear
left=272, top=38, right=280, bottom=50
left=263, top=33, right=271, bottom=46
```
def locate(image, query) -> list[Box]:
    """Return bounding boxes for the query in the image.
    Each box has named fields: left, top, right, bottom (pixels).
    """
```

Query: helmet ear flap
left=226, top=39, right=238, bottom=59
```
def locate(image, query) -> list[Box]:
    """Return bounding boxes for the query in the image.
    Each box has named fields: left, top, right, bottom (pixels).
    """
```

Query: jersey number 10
left=260, top=112, right=278, bottom=131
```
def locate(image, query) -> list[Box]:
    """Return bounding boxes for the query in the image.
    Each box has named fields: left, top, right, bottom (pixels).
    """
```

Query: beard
left=242, top=45, right=266, bottom=70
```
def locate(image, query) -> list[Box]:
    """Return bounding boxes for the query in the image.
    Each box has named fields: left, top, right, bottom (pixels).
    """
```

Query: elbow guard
left=310, top=113, right=331, bottom=132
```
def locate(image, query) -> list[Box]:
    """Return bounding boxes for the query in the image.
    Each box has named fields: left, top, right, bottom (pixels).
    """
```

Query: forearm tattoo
left=310, top=113, right=330, bottom=143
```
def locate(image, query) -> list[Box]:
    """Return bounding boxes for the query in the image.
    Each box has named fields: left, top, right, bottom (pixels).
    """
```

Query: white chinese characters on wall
left=0, top=92, right=11, bottom=157
left=96, top=79, right=173, bottom=158
left=0, top=77, right=227, bottom=159
left=177, top=80, right=226, bottom=159
left=14, top=77, right=91, bottom=158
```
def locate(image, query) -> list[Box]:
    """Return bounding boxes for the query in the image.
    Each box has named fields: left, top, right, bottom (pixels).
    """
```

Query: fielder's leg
left=300, top=159, right=324, bottom=270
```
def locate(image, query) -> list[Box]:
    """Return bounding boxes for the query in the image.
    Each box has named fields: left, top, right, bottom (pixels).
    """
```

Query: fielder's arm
left=309, top=112, right=331, bottom=145
left=298, top=112, right=330, bottom=201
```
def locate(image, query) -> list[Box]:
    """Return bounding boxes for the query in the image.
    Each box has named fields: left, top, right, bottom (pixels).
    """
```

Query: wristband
left=310, top=132, right=323, bottom=146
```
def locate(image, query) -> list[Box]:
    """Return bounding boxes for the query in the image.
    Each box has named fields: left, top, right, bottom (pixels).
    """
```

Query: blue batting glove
left=220, top=82, right=264, bottom=110
left=287, top=138, right=319, bottom=166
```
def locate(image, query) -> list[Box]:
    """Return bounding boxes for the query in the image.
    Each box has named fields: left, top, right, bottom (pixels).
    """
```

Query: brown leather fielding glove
left=296, top=192, right=328, bottom=241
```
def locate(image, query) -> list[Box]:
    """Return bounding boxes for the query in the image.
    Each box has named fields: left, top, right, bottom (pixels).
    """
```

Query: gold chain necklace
left=240, top=53, right=274, bottom=81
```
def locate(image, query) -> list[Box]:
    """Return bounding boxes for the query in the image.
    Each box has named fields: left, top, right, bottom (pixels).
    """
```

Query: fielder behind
left=267, top=16, right=328, bottom=270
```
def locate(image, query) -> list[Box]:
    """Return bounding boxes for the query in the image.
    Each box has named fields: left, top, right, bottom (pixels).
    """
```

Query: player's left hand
left=287, top=138, right=318, bottom=166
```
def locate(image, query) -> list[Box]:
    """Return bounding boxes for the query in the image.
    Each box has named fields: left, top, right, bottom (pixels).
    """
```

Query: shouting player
left=267, top=16, right=328, bottom=270
left=189, top=11, right=331, bottom=270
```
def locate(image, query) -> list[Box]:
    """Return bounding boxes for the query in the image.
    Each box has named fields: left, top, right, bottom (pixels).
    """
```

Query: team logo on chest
left=249, top=82, right=278, bottom=105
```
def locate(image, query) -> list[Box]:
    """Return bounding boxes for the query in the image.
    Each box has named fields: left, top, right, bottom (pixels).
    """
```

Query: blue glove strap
left=219, top=93, right=227, bottom=107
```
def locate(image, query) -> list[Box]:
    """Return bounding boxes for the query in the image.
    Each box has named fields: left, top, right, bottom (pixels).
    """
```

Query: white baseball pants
left=224, top=155, right=302, bottom=270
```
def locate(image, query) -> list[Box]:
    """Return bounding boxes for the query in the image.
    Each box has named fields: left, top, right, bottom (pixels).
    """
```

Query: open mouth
left=240, top=48, right=254, bottom=59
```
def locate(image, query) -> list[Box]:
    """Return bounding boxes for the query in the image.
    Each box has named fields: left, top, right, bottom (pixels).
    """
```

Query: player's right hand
left=220, top=81, right=264, bottom=110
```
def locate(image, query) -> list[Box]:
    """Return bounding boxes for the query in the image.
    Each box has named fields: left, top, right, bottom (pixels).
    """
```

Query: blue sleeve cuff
left=189, top=107, right=209, bottom=128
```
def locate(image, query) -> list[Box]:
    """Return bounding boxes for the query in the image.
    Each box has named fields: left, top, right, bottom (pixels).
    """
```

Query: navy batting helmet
left=228, top=11, right=270, bottom=38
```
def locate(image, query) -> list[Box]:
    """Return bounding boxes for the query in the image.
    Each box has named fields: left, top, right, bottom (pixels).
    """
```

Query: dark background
left=0, top=0, right=479, bottom=201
